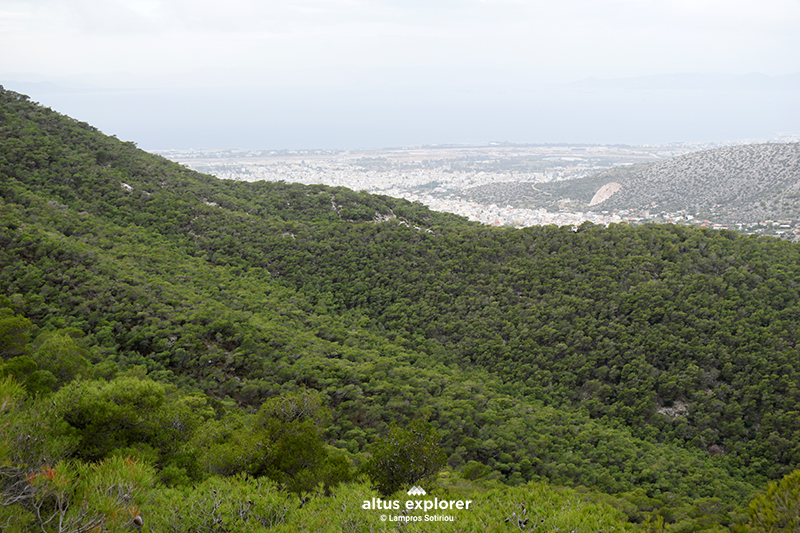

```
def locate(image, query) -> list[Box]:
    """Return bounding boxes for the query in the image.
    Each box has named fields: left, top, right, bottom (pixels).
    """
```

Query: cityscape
left=156, top=139, right=800, bottom=237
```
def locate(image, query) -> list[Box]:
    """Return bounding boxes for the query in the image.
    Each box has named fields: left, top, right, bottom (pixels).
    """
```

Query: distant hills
left=461, top=142, right=800, bottom=225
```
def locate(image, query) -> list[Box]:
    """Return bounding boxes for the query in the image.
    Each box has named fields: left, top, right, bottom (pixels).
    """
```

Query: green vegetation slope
left=2, top=86, right=800, bottom=531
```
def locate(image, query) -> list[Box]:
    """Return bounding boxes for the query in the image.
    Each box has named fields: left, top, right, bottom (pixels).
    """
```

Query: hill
left=2, top=85, right=800, bottom=531
left=460, top=143, right=800, bottom=225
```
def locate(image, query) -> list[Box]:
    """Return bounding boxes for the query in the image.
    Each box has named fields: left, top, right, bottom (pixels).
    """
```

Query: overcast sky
left=2, top=0, right=800, bottom=149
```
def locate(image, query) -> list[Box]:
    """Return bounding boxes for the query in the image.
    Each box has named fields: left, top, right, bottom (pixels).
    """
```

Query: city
left=155, top=140, right=800, bottom=237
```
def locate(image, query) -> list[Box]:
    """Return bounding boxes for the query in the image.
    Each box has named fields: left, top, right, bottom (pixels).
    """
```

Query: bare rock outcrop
left=588, top=182, right=622, bottom=206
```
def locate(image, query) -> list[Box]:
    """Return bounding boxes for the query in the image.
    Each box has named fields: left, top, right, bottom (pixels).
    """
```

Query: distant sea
left=3, top=72, right=798, bottom=150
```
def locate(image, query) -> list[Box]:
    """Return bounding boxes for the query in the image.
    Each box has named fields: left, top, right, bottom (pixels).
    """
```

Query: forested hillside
left=2, top=86, right=800, bottom=532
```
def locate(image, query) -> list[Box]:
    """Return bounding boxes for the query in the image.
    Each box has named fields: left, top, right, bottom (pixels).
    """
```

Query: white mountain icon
left=407, top=486, right=427, bottom=496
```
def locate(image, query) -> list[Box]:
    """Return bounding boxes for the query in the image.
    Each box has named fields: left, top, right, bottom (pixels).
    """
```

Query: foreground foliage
left=747, top=470, right=800, bottom=533
left=360, top=419, right=447, bottom=496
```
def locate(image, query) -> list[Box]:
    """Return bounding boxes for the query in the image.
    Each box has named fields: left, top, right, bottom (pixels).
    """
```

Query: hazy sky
left=2, top=0, right=800, bottom=149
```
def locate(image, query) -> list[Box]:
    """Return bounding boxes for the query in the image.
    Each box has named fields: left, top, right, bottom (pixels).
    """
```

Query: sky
left=2, top=0, right=800, bottom=149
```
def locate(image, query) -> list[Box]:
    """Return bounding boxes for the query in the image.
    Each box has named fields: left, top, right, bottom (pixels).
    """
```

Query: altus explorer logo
left=361, top=485, right=473, bottom=512
left=362, top=486, right=472, bottom=524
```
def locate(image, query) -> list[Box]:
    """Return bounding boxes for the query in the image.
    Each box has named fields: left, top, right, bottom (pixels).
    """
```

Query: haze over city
left=2, top=0, right=799, bottom=150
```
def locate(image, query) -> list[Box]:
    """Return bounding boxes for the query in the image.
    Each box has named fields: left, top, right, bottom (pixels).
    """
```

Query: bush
left=361, top=419, right=446, bottom=496
left=748, top=469, right=800, bottom=532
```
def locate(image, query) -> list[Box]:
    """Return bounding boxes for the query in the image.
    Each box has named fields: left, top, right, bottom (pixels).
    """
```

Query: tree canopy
left=2, top=84, right=800, bottom=531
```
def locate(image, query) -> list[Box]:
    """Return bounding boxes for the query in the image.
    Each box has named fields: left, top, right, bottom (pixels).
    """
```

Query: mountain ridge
left=461, top=142, right=800, bottom=226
